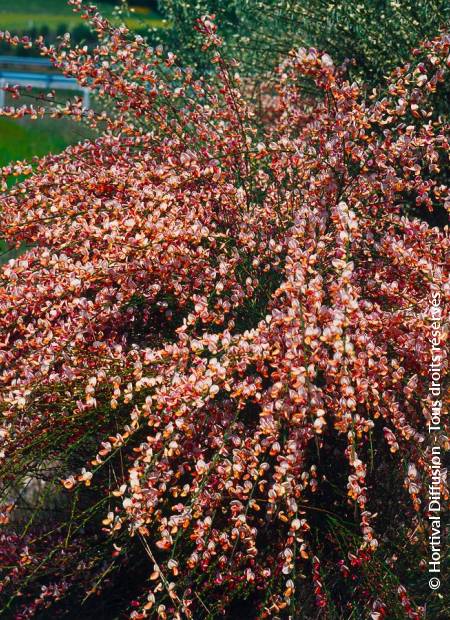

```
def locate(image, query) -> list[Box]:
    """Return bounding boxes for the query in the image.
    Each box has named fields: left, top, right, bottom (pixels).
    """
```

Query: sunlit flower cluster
left=0, top=2, right=448, bottom=618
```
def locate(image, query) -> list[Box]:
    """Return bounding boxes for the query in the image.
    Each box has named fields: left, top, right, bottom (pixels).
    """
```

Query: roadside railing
left=0, top=57, right=90, bottom=108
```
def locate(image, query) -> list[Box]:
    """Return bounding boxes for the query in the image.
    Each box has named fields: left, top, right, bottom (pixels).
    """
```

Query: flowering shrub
left=0, top=2, right=449, bottom=618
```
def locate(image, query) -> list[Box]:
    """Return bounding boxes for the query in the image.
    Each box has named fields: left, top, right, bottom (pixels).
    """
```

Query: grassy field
left=0, top=0, right=167, bottom=32
left=0, top=116, right=85, bottom=167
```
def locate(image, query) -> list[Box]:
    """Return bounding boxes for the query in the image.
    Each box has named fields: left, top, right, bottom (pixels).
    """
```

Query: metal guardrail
left=0, top=70, right=90, bottom=108
left=0, top=55, right=52, bottom=67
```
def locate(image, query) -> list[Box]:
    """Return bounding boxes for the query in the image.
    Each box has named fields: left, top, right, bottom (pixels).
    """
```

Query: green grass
left=0, top=116, right=84, bottom=167
left=0, top=0, right=167, bottom=32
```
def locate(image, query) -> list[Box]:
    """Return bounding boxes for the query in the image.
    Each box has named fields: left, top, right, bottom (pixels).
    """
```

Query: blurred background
left=0, top=1, right=162, bottom=168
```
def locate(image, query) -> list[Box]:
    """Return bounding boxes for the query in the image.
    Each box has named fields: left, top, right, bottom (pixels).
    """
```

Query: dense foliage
left=0, top=1, right=448, bottom=618
left=158, top=0, right=450, bottom=82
